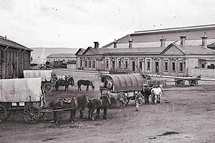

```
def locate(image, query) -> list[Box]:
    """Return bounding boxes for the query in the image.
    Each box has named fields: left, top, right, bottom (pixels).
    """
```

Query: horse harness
left=56, top=97, right=78, bottom=109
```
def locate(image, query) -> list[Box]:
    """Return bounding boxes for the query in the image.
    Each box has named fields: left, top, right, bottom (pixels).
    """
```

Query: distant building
left=46, top=53, right=76, bottom=69
left=0, top=36, right=32, bottom=78
left=76, top=24, right=215, bottom=77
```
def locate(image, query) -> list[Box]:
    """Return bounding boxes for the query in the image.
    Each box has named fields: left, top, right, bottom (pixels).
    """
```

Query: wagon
left=0, top=78, right=80, bottom=124
left=0, top=78, right=45, bottom=123
left=174, top=75, right=201, bottom=86
left=100, top=73, right=145, bottom=108
left=23, top=70, right=57, bottom=92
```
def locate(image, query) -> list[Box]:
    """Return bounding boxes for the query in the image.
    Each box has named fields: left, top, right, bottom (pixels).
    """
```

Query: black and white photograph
left=1, top=0, right=215, bottom=142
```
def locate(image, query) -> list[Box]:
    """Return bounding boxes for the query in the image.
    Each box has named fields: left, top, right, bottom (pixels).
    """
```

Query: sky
left=0, top=0, right=215, bottom=48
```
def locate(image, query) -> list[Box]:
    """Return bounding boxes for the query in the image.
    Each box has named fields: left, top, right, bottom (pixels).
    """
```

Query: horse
left=141, top=86, right=153, bottom=104
left=55, top=76, right=74, bottom=91
left=48, top=95, right=89, bottom=123
left=151, top=86, right=162, bottom=104
left=77, top=80, right=95, bottom=91
left=87, top=94, right=111, bottom=121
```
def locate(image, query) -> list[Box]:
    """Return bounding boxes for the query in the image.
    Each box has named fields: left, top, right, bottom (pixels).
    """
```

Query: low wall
left=190, top=68, right=215, bottom=78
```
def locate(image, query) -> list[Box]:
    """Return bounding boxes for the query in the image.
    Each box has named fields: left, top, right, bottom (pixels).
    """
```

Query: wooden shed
left=0, top=36, right=32, bottom=79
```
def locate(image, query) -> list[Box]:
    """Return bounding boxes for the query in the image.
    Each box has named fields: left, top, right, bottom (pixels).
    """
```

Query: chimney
left=4, top=36, right=7, bottom=39
left=113, top=39, right=117, bottom=48
left=129, top=37, right=133, bottom=49
left=180, top=36, right=186, bottom=46
left=160, top=37, right=166, bottom=48
left=201, top=32, right=208, bottom=48
left=94, top=42, right=99, bottom=49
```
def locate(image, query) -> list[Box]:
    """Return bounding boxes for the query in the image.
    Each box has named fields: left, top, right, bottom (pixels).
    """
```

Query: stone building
left=0, top=36, right=32, bottom=78
left=76, top=24, right=215, bottom=77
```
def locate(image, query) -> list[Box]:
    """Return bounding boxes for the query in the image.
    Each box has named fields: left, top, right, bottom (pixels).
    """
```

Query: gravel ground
left=1, top=69, right=215, bottom=143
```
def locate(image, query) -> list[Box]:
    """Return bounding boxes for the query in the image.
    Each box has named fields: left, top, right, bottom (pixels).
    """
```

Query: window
left=85, top=61, right=87, bottom=68
left=106, top=60, right=109, bottom=68
left=118, top=60, right=121, bottom=68
left=164, top=61, right=168, bottom=71
left=89, top=60, right=91, bottom=68
left=202, top=64, right=205, bottom=68
left=125, top=60, right=128, bottom=69
left=147, top=59, right=150, bottom=70
left=112, top=61, right=115, bottom=69
left=93, top=61, right=95, bottom=68
left=139, top=61, right=142, bottom=70
left=172, top=62, right=176, bottom=71
left=80, top=60, right=82, bottom=67
left=179, top=62, right=183, bottom=72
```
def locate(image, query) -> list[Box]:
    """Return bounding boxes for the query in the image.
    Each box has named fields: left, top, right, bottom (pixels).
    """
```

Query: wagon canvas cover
left=0, top=78, right=42, bottom=102
left=108, top=73, right=144, bottom=92
left=23, top=70, right=52, bottom=81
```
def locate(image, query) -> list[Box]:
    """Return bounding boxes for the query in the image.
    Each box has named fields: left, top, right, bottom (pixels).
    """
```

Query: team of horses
left=54, top=75, right=95, bottom=92
left=48, top=74, right=163, bottom=123
left=48, top=94, right=115, bottom=123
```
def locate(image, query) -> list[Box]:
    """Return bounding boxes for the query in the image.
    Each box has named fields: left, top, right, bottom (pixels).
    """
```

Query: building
left=0, top=36, right=32, bottom=78
left=46, top=53, right=76, bottom=69
left=76, top=24, right=215, bottom=77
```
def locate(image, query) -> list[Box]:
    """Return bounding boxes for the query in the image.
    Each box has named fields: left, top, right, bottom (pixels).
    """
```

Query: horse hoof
left=91, top=117, right=95, bottom=121
left=103, top=116, right=107, bottom=120
left=70, top=121, right=74, bottom=124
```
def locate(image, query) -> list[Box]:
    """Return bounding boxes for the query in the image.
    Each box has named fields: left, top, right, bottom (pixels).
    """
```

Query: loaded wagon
left=100, top=73, right=145, bottom=108
left=23, top=70, right=57, bottom=92
left=0, top=78, right=44, bottom=123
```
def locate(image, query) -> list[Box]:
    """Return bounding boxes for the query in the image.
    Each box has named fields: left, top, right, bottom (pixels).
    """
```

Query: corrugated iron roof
left=0, top=36, right=32, bottom=51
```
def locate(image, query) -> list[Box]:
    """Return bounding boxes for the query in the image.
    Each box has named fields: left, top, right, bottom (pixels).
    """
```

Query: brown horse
left=55, top=76, right=74, bottom=91
left=48, top=95, right=89, bottom=123
left=87, top=94, right=111, bottom=120
left=77, top=80, right=95, bottom=91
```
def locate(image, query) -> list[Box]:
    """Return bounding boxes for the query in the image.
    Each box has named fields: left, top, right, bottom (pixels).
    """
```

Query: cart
left=23, top=70, right=57, bottom=92
left=100, top=73, right=145, bottom=108
left=0, top=78, right=80, bottom=124
left=0, top=78, right=44, bottom=123
left=174, top=75, right=201, bottom=86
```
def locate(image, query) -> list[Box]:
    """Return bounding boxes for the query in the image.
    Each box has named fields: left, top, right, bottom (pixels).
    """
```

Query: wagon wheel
left=175, top=80, right=180, bottom=86
left=116, top=92, right=129, bottom=108
left=43, top=83, right=53, bottom=92
left=22, top=106, right=40, bottom=123
left=135, top=93, right=144, bottom=105
left=180, top=80, right=185, bottom=86
left=4, top=104, right=12, bottom=121
left=0, top=104, right=7, bottom=123
left=39, top=112, right=45, bottom=120
left=189, top=80, right=197, bottom=86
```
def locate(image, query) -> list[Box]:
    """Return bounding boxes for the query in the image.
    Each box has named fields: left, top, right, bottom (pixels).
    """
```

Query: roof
left=179, top=45, right=215, bottom=55
left=75, top=48, right=85, bottom=55
left=103, top=47, right=165, bottom=55
left=134, top=24, right=215, bottom=35
left=47, top=53, right=76, bottom=58
left=0, top=36, right=32, bottom=51
left=82, top=43, right=215, bottom=56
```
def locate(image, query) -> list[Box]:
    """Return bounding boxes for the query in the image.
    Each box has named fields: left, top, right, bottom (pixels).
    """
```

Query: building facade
left=76, top=24, right=215, bottom=77
left=0, top=36, right=32, bottom=79
left=47, top=53, right=76, bottom=69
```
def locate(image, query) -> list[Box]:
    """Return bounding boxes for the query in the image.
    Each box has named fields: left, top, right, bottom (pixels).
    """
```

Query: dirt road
left=1, top=70, right=215, bottom=143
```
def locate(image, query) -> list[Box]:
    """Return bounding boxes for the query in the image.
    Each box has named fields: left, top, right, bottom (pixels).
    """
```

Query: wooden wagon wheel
left=135, top=93, right=144, bottom=105
left=43, top=83, right=53, bottom=92
left=180, top=80, right=185, bottom=86
left=0, top=104, right=7, bottom=123
left=116, top=92, right=129, bottom=108
left=189, top=80, right=198, bottom=86
left=22, top=106, right=40, bottom=123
